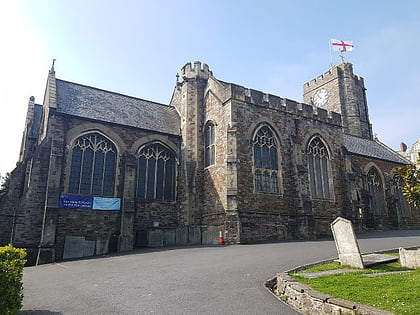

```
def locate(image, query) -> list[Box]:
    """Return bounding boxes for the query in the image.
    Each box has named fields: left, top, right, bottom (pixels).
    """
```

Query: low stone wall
left=264, top=250, right=411, bottom=315
left=274, top=272, right=394, bottom=315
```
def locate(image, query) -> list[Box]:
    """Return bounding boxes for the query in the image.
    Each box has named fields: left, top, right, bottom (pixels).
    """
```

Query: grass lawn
left=291, top=262, right=420, bottom=315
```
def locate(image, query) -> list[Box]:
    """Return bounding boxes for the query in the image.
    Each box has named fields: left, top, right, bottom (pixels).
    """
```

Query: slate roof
left=343, top=134, right=409, bottom=165
left=55, top=79, right=180, bottom=135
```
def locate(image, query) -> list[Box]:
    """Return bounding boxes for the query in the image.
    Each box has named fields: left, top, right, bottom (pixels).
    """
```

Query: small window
left=136, top=143, right=176, bottom=201
left=307, top=137, right=331, bottom=199
left=68, top=133, right=117, bottom=196
left=205, top=121, right=216, bottom=167
left=252, top=126, right=279, bottom=194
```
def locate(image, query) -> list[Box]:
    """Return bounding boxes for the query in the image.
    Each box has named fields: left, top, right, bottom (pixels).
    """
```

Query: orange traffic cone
left=218, top=228, right=225, bottom=245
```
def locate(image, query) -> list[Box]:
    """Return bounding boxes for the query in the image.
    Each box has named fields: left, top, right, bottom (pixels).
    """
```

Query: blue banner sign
left=60, top=195, right=121, bottom=210
left=92, top=197, right=121, bottom=210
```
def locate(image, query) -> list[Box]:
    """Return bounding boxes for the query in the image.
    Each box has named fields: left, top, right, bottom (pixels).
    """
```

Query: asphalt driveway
left=21, top=230, right=420, bottom=314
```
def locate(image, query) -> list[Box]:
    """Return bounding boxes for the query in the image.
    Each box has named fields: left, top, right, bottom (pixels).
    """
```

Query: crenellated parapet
left=303, top=63, right=365, bottom=94
left=226, top=82, right=342, bottom=126
left=181, top=61, right=212, bottom=80
left=303, top=66, right=338, bottom=94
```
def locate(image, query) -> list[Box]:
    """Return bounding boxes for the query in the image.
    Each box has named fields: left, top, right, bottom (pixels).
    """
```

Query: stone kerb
left=331, top=217, right=364, bottom=269
left=399, top=247, right=420, bottom=268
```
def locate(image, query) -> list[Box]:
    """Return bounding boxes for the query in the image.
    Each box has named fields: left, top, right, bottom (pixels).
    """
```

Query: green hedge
left=0, top=245, right=27, bottom=315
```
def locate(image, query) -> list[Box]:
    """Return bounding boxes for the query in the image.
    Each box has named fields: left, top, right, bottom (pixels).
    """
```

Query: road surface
left=21, top=230, right=420, bottom=314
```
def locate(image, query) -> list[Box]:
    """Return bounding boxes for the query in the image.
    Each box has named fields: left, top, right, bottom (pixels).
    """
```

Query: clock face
left=313, top=89, right=329, bottom=107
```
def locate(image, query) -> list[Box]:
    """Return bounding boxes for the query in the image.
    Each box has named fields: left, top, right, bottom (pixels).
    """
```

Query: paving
left=20, top=230, right=420, bottom=315
left=361, top=253, right=398, bottom=267
left=363, top=270, right=413, bottom=277
left=333, top=253, right=398, bottom=267
left=298, top=268, right=361, bottom=279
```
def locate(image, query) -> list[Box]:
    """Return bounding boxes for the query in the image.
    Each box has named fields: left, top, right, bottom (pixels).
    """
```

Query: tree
left=395, top=164, right=420, bottom=208
left=0, top=173, right=11, bottom=201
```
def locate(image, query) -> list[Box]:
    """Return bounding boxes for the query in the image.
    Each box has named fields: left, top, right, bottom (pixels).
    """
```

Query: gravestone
left=202, top=225, right=221, bottom=245
left=188, top=226, right=201, bottom=245
left=148, top=229, right=163, bottom=247
left=331, top=217, right=364, bottom=268
left=175, top=227, right=187, bottom=245
left=164, top=230, right=176, bottom=246
left=399, top=247, right=420, bottom=268
left=63, top=236, right=86, bottom=259
left=83, top=240, right=95, bottom=257
left=95, top=239, right=109, bottom=255
left=63, top=236, right=98, bottom=259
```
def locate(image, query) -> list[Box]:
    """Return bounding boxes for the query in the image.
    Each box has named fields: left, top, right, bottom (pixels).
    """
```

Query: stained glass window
left=307, top=137, right=331, bottom=199
left=136, top=143, right=176, bottom=201
left=68, top=133, right=117, bottom=196
left=252, top=126, right=279, bottom=194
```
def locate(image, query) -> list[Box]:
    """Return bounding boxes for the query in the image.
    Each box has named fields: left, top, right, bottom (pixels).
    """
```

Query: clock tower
left=303, top=63, right=373, bottom=140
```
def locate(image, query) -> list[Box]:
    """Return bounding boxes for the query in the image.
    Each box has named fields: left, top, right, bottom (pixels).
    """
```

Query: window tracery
left=307, top=137, right=331, bottom=199
left=136, top=143, right=176, bottom=201
left=68, top=133, right=117, bottom=196
left=252, top=126, right=279, bottom=194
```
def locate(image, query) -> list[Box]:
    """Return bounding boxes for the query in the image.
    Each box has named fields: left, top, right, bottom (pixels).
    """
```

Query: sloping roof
left=55, top=79, right=180, bottom=135
left=343, top=134, right=409, bottom=165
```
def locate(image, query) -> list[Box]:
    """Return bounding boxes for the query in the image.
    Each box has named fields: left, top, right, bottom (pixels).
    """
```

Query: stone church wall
left=200, top=90, right=230, bottom=226
left=134, top=200, right=179, bottom=231
left=229, top=87, right=346, bottom=242
left=54, top=116, right=182, bottom=260
left=2, top=61, right=418, bottom=264
left=0, top=164, right=27, bottom=246
left=13, top=142, right=52, bottom=265
left=348, top=154, right=420, bottom=230
left=54, top=208, right=121, bottom=261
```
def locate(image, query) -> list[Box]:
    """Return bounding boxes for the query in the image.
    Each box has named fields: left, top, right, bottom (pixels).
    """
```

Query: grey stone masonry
left=303, top=63, right=373, bottom=140
left=399, top=247, right=420, bottom=268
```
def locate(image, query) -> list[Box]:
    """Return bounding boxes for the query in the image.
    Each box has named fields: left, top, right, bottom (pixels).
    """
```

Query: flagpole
left=328, top=37, right=333, bottom=69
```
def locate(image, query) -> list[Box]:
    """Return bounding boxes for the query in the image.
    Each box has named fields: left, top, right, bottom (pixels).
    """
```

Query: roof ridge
left=56, top=78, right=175, bottom=110
left=343, top=134, right=409, bottom=165
left=374, top=138, right=412, bottom=164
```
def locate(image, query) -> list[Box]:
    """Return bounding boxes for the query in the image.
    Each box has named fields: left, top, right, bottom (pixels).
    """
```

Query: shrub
left=395, top=164, right=420, bottom=208
left=0, top=245, right=27, bottom=315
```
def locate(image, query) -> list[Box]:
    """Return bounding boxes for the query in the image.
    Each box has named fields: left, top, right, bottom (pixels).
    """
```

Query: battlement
left=227, top=83, right=342, bottom=126
left=181, top=61, right=211, bottom=80
left=304, top=67, right=337, bottom=88
left=353, top=74, right=365, bottom=87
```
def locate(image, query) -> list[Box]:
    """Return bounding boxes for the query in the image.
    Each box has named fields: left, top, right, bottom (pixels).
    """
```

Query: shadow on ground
left=19, top=311, right=63, bottom=315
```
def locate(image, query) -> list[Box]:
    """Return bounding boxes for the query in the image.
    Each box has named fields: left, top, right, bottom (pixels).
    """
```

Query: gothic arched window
left=307, top=137, right=331, bottom=199
left=136, top=143, right=176, bottom=201
left=204, top=121, right=216, bottom=167
left=252, top=126, right=279, bottom=194
left=68, top=133, right=117, bottom=196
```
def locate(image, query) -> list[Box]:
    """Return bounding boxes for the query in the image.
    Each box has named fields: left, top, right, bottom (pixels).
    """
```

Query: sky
left=1, top=0, right=419, bottom=177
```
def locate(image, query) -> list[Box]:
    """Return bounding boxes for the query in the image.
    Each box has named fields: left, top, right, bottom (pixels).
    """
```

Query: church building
left=0, top=61, right=418, bottom=265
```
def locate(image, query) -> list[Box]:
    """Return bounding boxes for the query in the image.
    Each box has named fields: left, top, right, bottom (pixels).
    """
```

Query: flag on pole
left=330, top=39, right=354, bottom=52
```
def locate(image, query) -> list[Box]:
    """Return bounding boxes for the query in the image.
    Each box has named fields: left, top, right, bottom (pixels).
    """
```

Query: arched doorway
left=365, top=167, right=385, bottom=228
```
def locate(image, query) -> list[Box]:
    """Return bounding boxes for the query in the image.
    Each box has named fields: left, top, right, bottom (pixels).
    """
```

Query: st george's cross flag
left=331, top=39, right=354, bottom=52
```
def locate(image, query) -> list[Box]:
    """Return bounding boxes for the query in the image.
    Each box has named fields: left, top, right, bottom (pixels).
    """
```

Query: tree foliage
left=0, top=172, right=11, bottom=201
left=395, top=164, right=420, bottom=208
